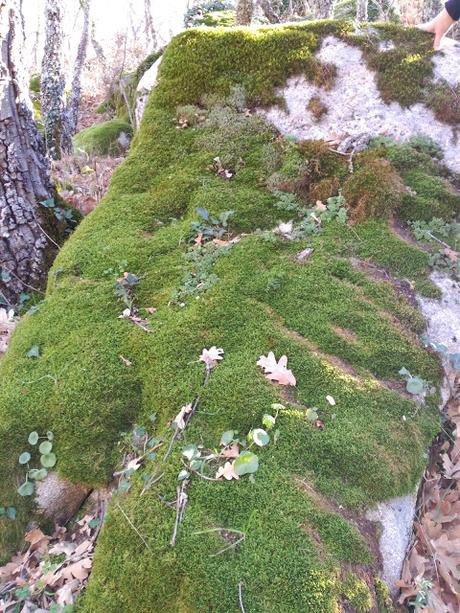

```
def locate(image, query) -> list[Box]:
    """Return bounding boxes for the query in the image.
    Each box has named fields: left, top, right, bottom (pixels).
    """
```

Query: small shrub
left=307, top=95, right=328, bottom=122
left=342, top=158, right=404, bottom=222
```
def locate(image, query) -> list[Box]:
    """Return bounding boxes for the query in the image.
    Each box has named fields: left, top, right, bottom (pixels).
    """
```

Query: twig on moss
left=115, top=501, right=151, bottom=551
left=238, top=582, right=246, bottom=613
left=170, top=481, right=189, bottom=546
left=37, top=222, right=61, bottom=250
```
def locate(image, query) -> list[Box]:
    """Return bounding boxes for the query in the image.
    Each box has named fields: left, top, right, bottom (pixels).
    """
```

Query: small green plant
left=410, top=218, right=453, bottom=241
left=0, top=506, right=16, bottom=520
left=40, top=198, right=78, bottom=235
left=422, top=337, right=460, bottom=372
left=114, top=415, right=160, bottom=495
left=180, top=402, right=282, bottom=481
left=190, top=208, right=234, bottom=243
left=398, top=368, right=430, bottom=396
left=170, top=243, right=231, bottom=305
left=409, top=577, right=433, bottom=611
left=17, top=431, right=55, bottom=497
left=114, top=272, right=141, bottom=310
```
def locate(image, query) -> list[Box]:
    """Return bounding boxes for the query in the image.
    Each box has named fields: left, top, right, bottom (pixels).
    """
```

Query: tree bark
left=0, top=0, right=57, bottom=305
left=62, top=0, right=90, bottom=152
left=311, top=0, right=335, bottom=18
left=41, top=0, right=65, bottom=159
left=236, top=0, right=254, bottom=24
left=356, top=0, right=368, bottom=21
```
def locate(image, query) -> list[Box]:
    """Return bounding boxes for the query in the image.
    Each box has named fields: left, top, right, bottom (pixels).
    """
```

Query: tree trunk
left=236, top=0, right=254, bottom=24
left=356, top=0, right=368, bottom=21
left=41, top=0, right=65, bottom=159
left=144, top=0, right=157, bottom=51
left=258, top=0, right=282, bottom=22
left=311, top=0, right=335, bottom=18
left=62, top=0, right=90, bottom=152
left=0, top=0, right=58, bottom=306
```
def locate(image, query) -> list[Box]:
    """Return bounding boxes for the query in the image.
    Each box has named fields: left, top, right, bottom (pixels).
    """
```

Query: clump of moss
left=342, top=158, right=404, bottom=221
left=344, top=24, right=434, bottom=108
left=374, top=576, right=397, bottom=612
left=342, top=573, right=373, bottom=612
left=73, top=119, right=133, bottom=156
left=425, top=80, right=460, bottom=126
left=307, top=95, right=328, bottom=121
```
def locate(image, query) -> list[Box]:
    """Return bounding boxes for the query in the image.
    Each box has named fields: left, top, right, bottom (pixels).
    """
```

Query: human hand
left=417, top=9, right=456, bottom=49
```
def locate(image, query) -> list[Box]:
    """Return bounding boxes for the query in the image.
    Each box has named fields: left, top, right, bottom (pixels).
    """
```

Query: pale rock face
left=36, top=472, right=90, bottom=525
left=258, top=36, right=460, bottom=172
left=135, top=56, right=163, bottom=128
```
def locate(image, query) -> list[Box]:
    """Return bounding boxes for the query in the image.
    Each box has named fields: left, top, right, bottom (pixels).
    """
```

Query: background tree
left=0, top=0, right=59, bottom=305
left=144, top=0, right=157, bottom=51
left=311, top=0, right=335, bottom=19
left=62, top=0, right=90, bottom=152
left=356, top=0, right=368, bottom=20
left=236, top=0, right=254, bottom=24
left=41, top=0, right=66, bottom=159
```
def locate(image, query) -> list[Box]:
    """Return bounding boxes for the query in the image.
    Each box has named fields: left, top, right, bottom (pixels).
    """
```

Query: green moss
left=426, top=80, right=460, bottom=126
left=0, top=22, right=449, bottom=612
left=342, top=573, right=373, bottom=612
left=73, top=119, right=133, bottom=156
left=374, top=577, right=397, bottom=612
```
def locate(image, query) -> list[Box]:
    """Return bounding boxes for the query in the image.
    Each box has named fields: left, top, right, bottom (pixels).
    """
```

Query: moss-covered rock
left=0, top=21, right=452, bottom=612
left=73, top=119, right=133, bottom=156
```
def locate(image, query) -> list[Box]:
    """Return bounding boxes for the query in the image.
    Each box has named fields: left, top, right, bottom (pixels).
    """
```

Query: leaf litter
left=0, top=491, right=108, bottom=612
left=398, top=373, right=460, bottom=612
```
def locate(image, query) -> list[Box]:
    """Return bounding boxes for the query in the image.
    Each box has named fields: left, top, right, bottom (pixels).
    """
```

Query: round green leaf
left=220, top=430, right=234, bottom=446
left=47, top=431, right=54, bottom=441
left=26, top=345, right=40, bottom=358
left=18, top=452, right=31, bottom=465
left=29, top=468, right=48, bottom=481
left=306, top=408, right=319, bottom=422
left=262, top=414, right=276, bottom=430
left=28, top=431, right=39, bottom=445
left=182, top=444, right=199, bottom=461
left=406, top=378, right=424, bottom=395
left=271, top=403, right=285, bottom=412
left=39, top=441, right=53, bottom=454
left=6, top=507, right=16, bottom=520
left=18, top=481, right=35, bottom=497
left=40, top=452, right=57, bottom=468
left=178, top=469, right=190, bottom=481
left=252, top=428, right=270, bottom=447
left=234, top=451, right=259, bottom=476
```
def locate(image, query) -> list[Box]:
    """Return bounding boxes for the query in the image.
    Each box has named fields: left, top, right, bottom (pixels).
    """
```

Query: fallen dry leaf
left=222, top=441, right=240, bottom=459
left=199, top=346, right=224, bottom=369
left=173, top=404, right=193, bottom=431
left=257, top=352, right=296, bottom=386
left=216, top=461, right=239, bottom=481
